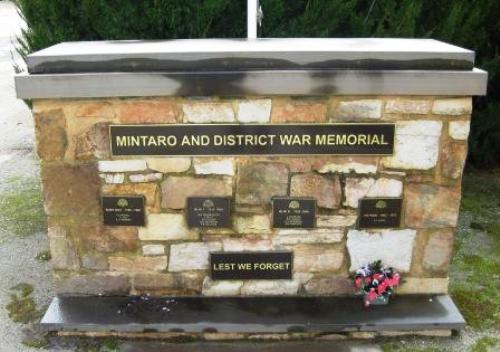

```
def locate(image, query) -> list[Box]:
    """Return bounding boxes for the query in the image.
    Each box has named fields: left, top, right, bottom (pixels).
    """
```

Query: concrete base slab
left=41, top=295, right=465, bottom=334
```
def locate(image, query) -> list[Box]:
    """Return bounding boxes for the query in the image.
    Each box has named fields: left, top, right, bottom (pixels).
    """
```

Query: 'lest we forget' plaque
left=272, top=197, right=316, bottom=228
left=102, top=196, right=145, bottom=226
left=211, top=251, right=293, bottom=280
left=358, top=198, right=402, bottom=229
left=110, top=123, right=395, bottom=156
left=187, top=197, right=231, bottom=228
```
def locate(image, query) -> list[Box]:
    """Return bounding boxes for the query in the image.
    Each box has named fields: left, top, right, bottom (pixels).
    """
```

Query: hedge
left=14, top=0, right=500, bottom=167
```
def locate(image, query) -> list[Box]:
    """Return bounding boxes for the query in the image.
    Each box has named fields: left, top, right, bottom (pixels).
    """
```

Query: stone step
left=41, top=295, right=465, bottom=333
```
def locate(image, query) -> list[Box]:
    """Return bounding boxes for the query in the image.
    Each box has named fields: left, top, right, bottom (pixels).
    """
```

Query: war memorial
left=15, top=36, right=487, bottom=339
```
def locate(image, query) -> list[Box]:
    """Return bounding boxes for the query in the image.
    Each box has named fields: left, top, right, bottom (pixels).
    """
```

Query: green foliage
left=6, top=283, right=43, bottom=324
left=469, top=337, right=500, bottom=352
left=13, top=0, right=500, bottom=167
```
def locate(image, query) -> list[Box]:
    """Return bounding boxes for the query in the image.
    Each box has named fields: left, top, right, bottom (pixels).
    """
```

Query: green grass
left=469, top=336, right=500, bottom=352
left=6, top=283, right=43, bottom=324
left=449, top=170, right=500, bottom=330
left=0, top=176, right=46, bottom=238
left=35, top=250, right=51, bottom=261
left=382, top=342, right=444, bottom=352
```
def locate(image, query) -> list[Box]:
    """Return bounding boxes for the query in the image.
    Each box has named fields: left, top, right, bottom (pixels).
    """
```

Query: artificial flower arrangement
left=354, top=260, right=401, bottom=307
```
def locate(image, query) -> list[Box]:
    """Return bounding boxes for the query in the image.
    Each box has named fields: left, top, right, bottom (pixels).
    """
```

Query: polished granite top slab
left=26, top=38, right=474, bottom=73
left=41, top=295, right=466, bottom=333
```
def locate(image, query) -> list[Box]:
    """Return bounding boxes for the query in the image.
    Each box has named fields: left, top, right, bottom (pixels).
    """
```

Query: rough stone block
left=75, top=122, right=111, bottom=159
left=449, top=120, right=470, bottom=140
left=169, top=242, right=222, bottom=272
left=81, top=253, right=108, bottom=270
left=102, top=183, right=157, bottom=206
left=290, top=173, right=341, bottom=209
left=316, top=214, right=357, bottom=228
left=56, top=274, right=131, bottom=295
left=76, top=101, right=115, bottom=118
left=237, top=99, right=271, bottom=123
left=405, top=184, right=461, bottom=228
left=129, top=173, right=163, bottom=183
left=272, top=229, right=344, bottom=246
left=133, top=273, right=175, bottom=291
left=272, top=99, right=327, bottom=122
left=397, top=277, right=449, bottom=294
left=109, top=256, right=168, bottom=272
left=182, top=102, right=234, bottom=123
left=432, top=98, right=472, bottom=115
left=316, top=156, right=378, bottom=174
left=146, top=157, right=191, bottom=173
left=99, top=173, right=125, bottom=184
left=161, top=176, right=232, bottom=209
left=344, top=177, right=403, bottom=208
left=293, top=245, right=344, bottom=272
left=194, top=158, right=235, bottom=175
left=48, top=226, right=79, bottom=270
left=236, top=162, right=288, bottom=204
left=41, top=163, right=100, bottom=216
left=139, top=213, right=198, bottom=241
left=202, top=277, right=243, bottom=296
left=241, top=280, right=300, bottom=296
left=382, top=121, right=442, bottom=170
left=385, top=99, right=431, bottom=114
left=34, top=109, right=67, bottom=161
left=334, top=99, right=382, bottom=120
left=233, top=214, right=271, bottom=234
left=83, top=226, right=139, bottom=253
left=117, top=99, right=179, bottom=123
left=347, top=229, right=416, bottom=272
left=98, top=160, right=147, bottom=172
left=222, top=237, right=273, bottom=251
left=142, top=244, right=165, bottom=256
left=303, top=277, right=355, bottom=296
left=423, top=229, right=454, bottom=271
left=441, top=142, right=467, bottom=179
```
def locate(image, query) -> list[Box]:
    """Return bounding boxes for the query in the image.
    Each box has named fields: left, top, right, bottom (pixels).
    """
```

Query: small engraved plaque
left=211, top=251, right=293, bottom=280
left=358, top=198, right=402, bottom=229
left=272, top=197, right=316, bottom=228
left=102, top=196, right=145, bottom=226
left=187, top=197, right=231, bottom=228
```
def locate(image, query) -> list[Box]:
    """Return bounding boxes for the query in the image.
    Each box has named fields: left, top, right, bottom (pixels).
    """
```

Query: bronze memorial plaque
left=210, top=251, right=293, bottom=280
left=358, top=198, right=402, bottom=229
left=102, top=196, right=145, bottom=226
left=110, top=123, right=395, bottom=156
left=187, top=197, right=231, bottom=228
left=272, top=197, right=316, bottom=228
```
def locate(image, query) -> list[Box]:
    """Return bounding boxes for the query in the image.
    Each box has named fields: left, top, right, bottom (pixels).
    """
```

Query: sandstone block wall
left=32, top=96, right=471, bottom=297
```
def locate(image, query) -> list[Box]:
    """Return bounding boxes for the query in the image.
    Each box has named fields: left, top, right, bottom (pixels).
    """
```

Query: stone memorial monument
left=15, top=34, right=487, bottom=338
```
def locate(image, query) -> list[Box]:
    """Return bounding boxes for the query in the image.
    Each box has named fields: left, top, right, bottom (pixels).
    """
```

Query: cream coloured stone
left=233, top=214, right=271, bottom=234
left=48, top=226, right=79, bottom=270
left=336, top=100, right=382, bottom=119
left=432, top=98, right=472, bottom=115
left=129, top=173, right=163, bottom=183
left=382, top=121, right=442, bottom=170
left=169, top=242, right=222, bottom=271
left=193, top=158, right=235, bottom=176
left=146, top=157, right=191, bottom=173
left=142, top=244, right=165, bottom=256
left=293, top=245, right=344, bottom=272
left=397, top=277, right=449, bottom=294
left=449, top=120, right=470, bottom=140
left=109, top=256, right=168, bottom=272
left=202, top=277, right=243, bottom=296
left=272, top=229, right=344, bottom=246
left=385, top=99, right=431, bottom=114
left=98, top=160, right=147, bottom=172
left=316, top=214, right=358, bottom=228
left=344, top=177, right=402, bottom=208
left=139, top=213, right=198, bottom=241
left=317, top=160, right=377, bottom=174
left=99, top=173, right=125, bottom=184
left=237, top=99, right=271, bottom=123
left=222, top=238, right=273, bottom=251
left=183, top=102, right=235, bottom=123
left=346, top=229, right=416, bottom=272
left=241, top=280, right=300, bottom=296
